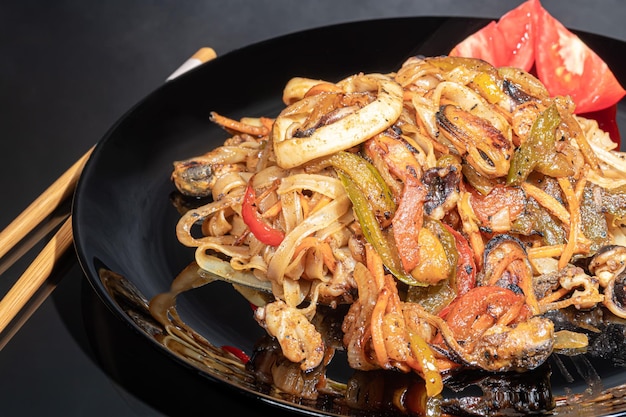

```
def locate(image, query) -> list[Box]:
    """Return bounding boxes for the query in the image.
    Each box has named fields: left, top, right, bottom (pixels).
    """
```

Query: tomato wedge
left=450, top=0, right=626, bottom=116
left=533, top=2, right=626, bottom=114
left=449, top=0, right=535, bottom=71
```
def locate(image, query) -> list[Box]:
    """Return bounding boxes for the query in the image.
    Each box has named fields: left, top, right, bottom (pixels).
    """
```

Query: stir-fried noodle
left=172, top=56, right=626, bottom=398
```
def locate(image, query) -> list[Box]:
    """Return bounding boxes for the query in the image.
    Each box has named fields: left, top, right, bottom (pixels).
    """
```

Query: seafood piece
left=467, top=317, right=554, bottom=372
left=254, top=299, right=325, bottom=371
left=342, top=251, right=444, bottom=396
left=437, top=104, right=513, bottom=179
left=588, top=245, right=626, bottom=287
left=480, top=234, right=540, bottom=313
left=539, top=266, right=604, bottom=312
left=272, top=73, right=404, bottom=169
left=587, top=245, right=626, bottom=320
left=171, top=135, right=262, bottom=197
left=602, top=270, right=626, bottom=318
left=342, top=262, right=380, bottom=371
left=425, top=286, right=553, bottom=372
left=498, top=66, right=551, bottom=105
left=422, top=164, right=461, bottom=220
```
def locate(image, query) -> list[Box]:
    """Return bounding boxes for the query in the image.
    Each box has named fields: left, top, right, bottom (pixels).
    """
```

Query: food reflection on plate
left=99, top=262, right=626, bottom=416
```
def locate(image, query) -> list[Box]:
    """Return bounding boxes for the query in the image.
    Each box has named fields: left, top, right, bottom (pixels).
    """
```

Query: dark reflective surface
left=3, top=1, right=626, bottom=416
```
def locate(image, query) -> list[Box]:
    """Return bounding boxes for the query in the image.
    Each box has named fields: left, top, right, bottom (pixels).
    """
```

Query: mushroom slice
left=588, top=245, right=626, bottom=287
left=271, top=73, right=403, bottom=169
left=603, top=270, right=626, bottom=318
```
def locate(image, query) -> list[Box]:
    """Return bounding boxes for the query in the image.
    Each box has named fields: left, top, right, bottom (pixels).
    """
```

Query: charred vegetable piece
left=427, top=56, right=496, bottom=75
left=406, top=219, right=459, bottom=313
left=422, top=163, right=462, bottom=220
left=337, top=171, right=421, bottom=286
left=580, top=183, right=611, bottom=252
left=600, top=185, right=626, bottom=223
left=511, top=197, right=567, bottom=245
left=322, top=151, right=396, bottom=227
left=507, top=103, right=561, bottom=185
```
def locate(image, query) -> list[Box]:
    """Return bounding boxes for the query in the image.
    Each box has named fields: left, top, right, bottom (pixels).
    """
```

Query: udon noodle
left=172, top=55, right=626, bottom=398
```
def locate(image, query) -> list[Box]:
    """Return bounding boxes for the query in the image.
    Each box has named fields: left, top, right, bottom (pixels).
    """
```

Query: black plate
left=73, top=17, right=626, bottom=416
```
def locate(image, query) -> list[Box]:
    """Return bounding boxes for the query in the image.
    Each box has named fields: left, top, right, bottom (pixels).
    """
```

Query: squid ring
left=271, top=73, right=403, bottom=169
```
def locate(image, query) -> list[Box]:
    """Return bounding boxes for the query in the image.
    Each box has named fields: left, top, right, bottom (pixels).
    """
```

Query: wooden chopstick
left=0, top=217, right=73, bottom=333
left=0, top=145, right=88, bottom=336
left=0, top=47, right=217, bottom=339
left=0, top=146, right=93, bottom=262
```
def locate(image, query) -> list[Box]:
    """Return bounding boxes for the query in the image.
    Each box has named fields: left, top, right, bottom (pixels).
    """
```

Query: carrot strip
left=521, top=182, right=570, bottom=226
left=527, top=241, right=590, bottom=259
left=259, top=117, right=275, bottom=131
left=573, top=128, right=601, bottom=172
left=210, top=111, right=270, bottom=136
left=294, top=236, right=336, bottom=273
left=304, top=82, right=343, bottom=97
left=371, top=288, right=390, bottom=368
left=261, top=201, right=282, bottom=219
left=458, top=192, right=484, bottom=269
left=366, top=243, right=386, bottom=291
left=538, top=286, right=571, bottom=305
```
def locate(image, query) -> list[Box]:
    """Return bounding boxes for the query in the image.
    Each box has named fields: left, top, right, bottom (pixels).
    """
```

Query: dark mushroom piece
left=603, top=270, right=626, bottom=319
left=422, top=165, right=461, bottom=220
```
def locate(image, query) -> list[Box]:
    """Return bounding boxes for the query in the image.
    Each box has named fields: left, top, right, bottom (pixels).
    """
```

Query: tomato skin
left=491, top=0, right=535, bottom=71
left=533, top=1, right=626, bottom=114
left=450, top=0, right=535, bottom=71
left=441, top=223, right=476, bottom=296
left=450, top=21, right=506, bottom=68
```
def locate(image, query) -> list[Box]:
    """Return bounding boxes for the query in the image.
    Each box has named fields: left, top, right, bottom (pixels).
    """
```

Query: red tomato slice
left=450, top=0, right=535, bottom=71
left=533, top=2, right=626, bottom=114
left=450, top=21, right=506, bottom=67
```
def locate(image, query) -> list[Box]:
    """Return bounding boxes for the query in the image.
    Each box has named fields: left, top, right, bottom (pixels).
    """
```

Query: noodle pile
left=172, top=55, right=626, bottom=397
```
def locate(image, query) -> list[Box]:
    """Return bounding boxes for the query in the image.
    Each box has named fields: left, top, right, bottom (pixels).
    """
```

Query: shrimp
left=254, top=300, right=325, bottom=371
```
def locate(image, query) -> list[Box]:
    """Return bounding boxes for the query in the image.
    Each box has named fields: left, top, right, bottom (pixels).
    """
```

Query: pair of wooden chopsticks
left=0, top=47, right=217, bottom=342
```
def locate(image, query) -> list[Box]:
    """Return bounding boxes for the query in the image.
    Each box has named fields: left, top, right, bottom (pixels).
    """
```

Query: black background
left=1, top=1, right=625, bottom=416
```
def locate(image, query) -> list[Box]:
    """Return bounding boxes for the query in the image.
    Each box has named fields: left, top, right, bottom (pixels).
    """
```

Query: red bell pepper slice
left=221, top=345, right=250, bottom=364
left=241, top=182, right=285, bottom=246
left=442, top=223, right=476, bottom=296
